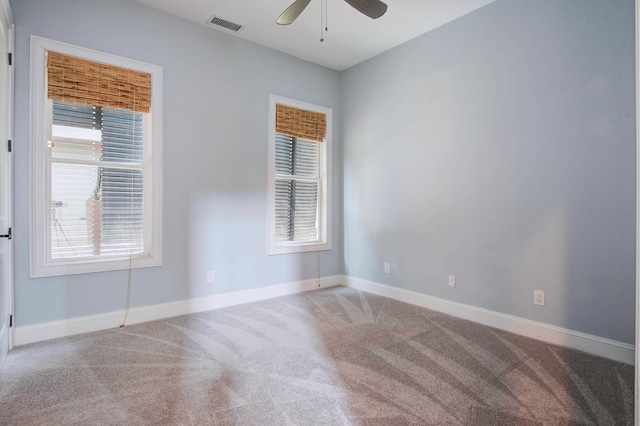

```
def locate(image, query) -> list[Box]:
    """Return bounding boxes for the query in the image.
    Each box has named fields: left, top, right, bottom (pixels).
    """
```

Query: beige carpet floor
left=0, top=286, right=635, bottom=425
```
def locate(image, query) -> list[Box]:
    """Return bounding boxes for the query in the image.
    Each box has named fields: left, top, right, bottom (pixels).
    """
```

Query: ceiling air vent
left=207, top=16, right=243, bottom=33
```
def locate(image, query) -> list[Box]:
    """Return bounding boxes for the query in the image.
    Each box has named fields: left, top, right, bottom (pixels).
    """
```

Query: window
left=30, top=36, right=162, bottom=277
left=268, top=95, right=332, bottom=255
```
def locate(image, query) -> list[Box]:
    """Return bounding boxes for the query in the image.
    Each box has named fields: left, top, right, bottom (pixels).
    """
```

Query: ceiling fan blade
left=276, top=0, right=312, bottom=25
left=344, top=0, right=388, bottom=19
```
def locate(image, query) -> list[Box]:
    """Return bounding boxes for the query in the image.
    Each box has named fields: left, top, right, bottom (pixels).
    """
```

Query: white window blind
left=50, top=100, right=144, bottom=260
left=274, top=134, right=319, bottom=243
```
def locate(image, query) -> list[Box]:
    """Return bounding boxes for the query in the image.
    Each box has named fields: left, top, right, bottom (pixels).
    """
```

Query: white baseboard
left=14, top=275, right=342, bottom=346
left=344, top=276, right=635, bottom=365
left=15, top=274, right=635, bottom=365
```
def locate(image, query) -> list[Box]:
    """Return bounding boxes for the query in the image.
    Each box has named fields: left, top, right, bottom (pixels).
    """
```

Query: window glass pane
left=275, top=178, right=318, bottom=243
left=49, top=163, right=144, bottom=259
left=52, top=101, right=96, bottom=130
left=275, top=179, right=293, bottom=243
left=102, top=107, right=143, bottom=164
left=50, top=163, right=100, bottom=259
left=51, top=101, right=102, bottom=161
left=100, top=168, right=144, bottom=256
left=52, top=125, right=101, bottom=142
left=292, top=180, right=318, bottom=242
left=293, top=139, right=318, bottom=177
left=49, top=100, right=145, bottom=260
left=50, top=139, right=101, bottom=162
left=275, top=134, right=293, bottom=175
left=51, top=101, right=144, bottom=165
left=275, top=133, right=318, bottom=178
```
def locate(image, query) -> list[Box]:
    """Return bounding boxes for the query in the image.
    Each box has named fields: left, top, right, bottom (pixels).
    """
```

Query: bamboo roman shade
left=47, top=51, right=151, bottom=113
left=275, top=104, right=326, bottom=142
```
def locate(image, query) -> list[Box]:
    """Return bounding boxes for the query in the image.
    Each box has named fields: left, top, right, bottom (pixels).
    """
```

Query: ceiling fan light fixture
left=276, top=0, right=312, bottom=25
left=276, top=0, right=387, bottom=27
left=344, top=0, right=387, bottom=19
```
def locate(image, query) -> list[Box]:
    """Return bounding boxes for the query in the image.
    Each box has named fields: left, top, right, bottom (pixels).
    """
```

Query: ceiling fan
left=276, top=0, right=388, bottom=25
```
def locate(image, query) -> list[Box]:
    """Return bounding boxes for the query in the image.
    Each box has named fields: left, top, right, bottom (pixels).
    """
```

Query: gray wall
left=11, top=0, right=636, bottom=346
left=341, top=0, right=636, bottom=343
left=12, top=0, right=343, bottom=326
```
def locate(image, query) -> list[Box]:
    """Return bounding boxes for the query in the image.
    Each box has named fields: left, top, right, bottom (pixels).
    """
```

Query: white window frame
left=29, top=36, right=162, bottom=277
left=267, top=94, right=332, bottom=255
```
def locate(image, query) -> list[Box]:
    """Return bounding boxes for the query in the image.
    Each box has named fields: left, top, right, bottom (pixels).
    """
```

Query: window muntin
left=30, top=36, right=162, bottom=277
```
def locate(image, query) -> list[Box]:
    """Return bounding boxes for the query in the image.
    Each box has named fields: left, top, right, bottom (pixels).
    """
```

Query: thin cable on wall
left=120, top=253, right=133, bottom=328
left=120, top=147, right=135, bottom=327
left=120, top=81, right=136, bottom=328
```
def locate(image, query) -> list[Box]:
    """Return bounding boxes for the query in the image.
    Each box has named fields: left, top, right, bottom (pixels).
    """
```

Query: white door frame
left=0, top=0, right=12, bottom=371
left=6, top=11, right=12, bottom=351
left=634, top=0, right=640, bottom=425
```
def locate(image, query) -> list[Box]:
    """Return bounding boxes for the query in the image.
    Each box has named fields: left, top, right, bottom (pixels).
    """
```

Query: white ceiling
left=132, top=0, right=495, bottom=71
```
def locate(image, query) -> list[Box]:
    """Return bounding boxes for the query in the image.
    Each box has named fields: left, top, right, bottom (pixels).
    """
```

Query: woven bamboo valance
left=47, top=51, right=151, bottom=113
left=275, top=104, right=326, bottom=142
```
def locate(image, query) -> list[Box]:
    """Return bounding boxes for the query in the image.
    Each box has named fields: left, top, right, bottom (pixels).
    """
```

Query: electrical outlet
left=207, top=271, right=215, bottom=283
left=384, top=263, right=390, bottom=274
left=534, top=290, right=545, bottom=306
left=448, top=275, right=456, bottom=288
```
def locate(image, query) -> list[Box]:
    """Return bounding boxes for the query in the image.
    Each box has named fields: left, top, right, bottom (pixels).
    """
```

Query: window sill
left=30, top=254, right=161, bottom=278
left=268, top=241, right=332, bottom=256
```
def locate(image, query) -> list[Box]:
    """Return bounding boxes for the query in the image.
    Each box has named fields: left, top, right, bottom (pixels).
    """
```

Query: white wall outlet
left=534, top=290, right=545, bottom=306
left=448, top=275, right=456, bottom=288
left=384, top=263, right=390, bottom=274
left=207, top=271, right=215, bottom=283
